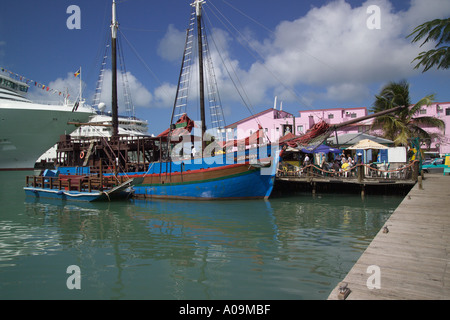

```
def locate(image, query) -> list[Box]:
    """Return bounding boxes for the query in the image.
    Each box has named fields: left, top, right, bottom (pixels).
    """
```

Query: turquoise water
left=0, top=171, right=403, bottom=300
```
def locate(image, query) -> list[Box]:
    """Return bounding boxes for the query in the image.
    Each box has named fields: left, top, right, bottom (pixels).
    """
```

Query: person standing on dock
left=303, top=154, right=310, bottom=167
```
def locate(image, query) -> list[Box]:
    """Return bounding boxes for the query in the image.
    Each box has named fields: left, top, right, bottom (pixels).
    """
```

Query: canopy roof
left=301, top=144, right=342, bottom=154
left=327, top=133, right=393, bottom=147
left=347, top=138, right=388, bottom=150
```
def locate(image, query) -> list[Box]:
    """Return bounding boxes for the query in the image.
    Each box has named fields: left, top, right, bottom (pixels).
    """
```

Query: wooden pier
left=274, top=162, right=418, bottom=196
left=328, top=173, right=450, bottom=300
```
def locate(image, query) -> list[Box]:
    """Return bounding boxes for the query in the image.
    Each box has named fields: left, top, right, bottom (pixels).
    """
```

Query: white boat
left=0, top=72, right=95, bottom=170
left=36, top=103, right=150, bottom=166
left=70, top=103, right=149, bottom=139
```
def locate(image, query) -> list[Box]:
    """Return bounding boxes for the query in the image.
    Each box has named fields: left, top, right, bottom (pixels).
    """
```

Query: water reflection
left=0, top=182, right=402, bottom=299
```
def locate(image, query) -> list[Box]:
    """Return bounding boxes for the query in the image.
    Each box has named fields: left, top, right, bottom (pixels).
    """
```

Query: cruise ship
left=0, top=72, right=95, bottom=170
left=70, top=103, right=149, bottom=138
left=36, top=102, right=150, bottom=165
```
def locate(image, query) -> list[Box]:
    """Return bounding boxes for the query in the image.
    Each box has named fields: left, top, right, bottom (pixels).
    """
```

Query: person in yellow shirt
left=341, top=159, right=350, bottom=176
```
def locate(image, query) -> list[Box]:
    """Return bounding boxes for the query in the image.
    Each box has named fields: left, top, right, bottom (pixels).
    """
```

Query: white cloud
left=157, top=24, right=186, bottom=62
left=251, top=0, right=450, bottom=105
left=153, top=0, right=450, bottom=113
left=325, top=83, right=371, bottom=102
left=152, top=82, right=177, bottom=109
left=28, top=72, right=81, bottom=104
left=27, top=69, right=153, bottom=114
left=96, top=69, right=152, bottom=112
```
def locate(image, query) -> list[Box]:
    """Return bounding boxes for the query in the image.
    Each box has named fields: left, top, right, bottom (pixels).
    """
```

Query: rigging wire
left=199, top=13, right=227, bottom=132
left=203, top=8, right=269, bottom=141
left=219, top=0, right=388, bottom=124
left=117, top=33, right=135, bottom=117
left=208, top=0, right=314, bottom=110
left=205, top=2, right=293, bottom=142
left=119, top=30, right=173, bottom=104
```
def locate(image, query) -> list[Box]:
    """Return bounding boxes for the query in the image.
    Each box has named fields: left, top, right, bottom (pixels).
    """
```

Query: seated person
left=369, top=161, right=378, bottom=176
left=332, top=160, right=341, bottom=175
left=341, top=159, right=350, bottom=171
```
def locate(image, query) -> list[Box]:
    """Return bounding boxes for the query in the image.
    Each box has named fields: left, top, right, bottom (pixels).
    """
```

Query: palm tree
left=370, top=80, right=445, bottom=147
left=408, top=18, right=450, bottom=73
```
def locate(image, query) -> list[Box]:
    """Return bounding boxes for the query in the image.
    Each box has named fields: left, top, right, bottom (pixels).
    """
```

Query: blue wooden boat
left=40, top=1, right=279, bottom=201
left=24, top=170, right=140, bottom=202
left=24, top=185, right=130, bottom=202
left=54, top=145, right=278, bottom=200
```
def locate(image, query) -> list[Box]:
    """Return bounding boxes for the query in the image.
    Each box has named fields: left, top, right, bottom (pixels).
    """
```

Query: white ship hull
left=0, top=100, right=94, bottom=170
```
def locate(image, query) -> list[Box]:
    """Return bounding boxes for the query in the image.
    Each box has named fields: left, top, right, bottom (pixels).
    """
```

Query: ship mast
left=111, top=0, right=119, bottom=137
left=193, top=0, right=207, bottom=153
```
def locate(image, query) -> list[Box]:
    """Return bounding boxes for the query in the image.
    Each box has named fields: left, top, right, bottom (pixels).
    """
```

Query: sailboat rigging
left=28, top=0, right=280, bottom=201
left=111, top=0, right=119, bottom=137
left=168, top=0, right=227, bottom=156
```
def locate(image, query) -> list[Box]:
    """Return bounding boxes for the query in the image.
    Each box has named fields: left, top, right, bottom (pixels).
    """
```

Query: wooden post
left=412, top=161, right=419, bottom=181
left=357, top=164, right=364, bottom=183
left=100, top=162, right=103, bottom=191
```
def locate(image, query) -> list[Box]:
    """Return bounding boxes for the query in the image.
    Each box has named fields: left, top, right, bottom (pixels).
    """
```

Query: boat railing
left=31, top=100, right=73, bottom=106
left=25, top=174, right=130, bottom=192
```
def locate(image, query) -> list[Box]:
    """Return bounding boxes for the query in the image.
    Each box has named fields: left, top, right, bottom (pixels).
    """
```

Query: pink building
left=225, top=107, right=295, bottom=144
left=413, top=102, right=450, bottom=156
left=295, top=106, right=369, bottom=135
left=226, top=101, right=450, bottom=156
left=225, top=105, right=371, bottom=144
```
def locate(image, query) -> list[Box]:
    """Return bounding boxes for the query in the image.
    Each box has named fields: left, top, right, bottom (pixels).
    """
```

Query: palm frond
left=413, top=47, right=450, bottom=72
left=409, top=94, right=435, bottom=116
left=408, top=18, right=450, bottom=47
left=410, top=115, right=445, bottom=130
left=370, top=80, right=443, bottom=146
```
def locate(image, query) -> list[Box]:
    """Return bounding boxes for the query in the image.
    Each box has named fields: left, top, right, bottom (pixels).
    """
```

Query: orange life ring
left=80, top=151, right=85, bottom=159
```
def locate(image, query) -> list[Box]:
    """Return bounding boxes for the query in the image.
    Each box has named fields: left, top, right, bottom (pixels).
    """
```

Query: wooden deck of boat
left=328, top=173, right=450, bottom=300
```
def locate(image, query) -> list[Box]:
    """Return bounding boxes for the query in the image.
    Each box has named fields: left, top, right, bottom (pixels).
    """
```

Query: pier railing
left=277, top=160, right=419, bottom=182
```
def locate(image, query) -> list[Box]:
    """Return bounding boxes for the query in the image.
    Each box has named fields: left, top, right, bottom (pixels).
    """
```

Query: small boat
left=24, top=169, right=141, bottom=202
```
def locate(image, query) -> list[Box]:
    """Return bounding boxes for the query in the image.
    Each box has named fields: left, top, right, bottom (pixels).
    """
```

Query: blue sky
left=1, top=0, right=449, bottom=135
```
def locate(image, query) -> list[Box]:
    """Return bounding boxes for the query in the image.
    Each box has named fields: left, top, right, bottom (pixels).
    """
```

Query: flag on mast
left=74, top=68, right=81, bottom=77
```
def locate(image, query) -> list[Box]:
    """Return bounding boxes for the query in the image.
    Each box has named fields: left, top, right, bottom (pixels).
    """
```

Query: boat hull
left=55, top=146, right=279, bottom=201
left=23, top=187, right=131, bottom=202
left=131, top=163, right=277, bottom=200
left=0, top=101, right=93, bottom=170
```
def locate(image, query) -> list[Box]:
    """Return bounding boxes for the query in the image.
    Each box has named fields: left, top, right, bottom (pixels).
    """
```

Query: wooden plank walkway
left=328, top=174, right=450, bottom=300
